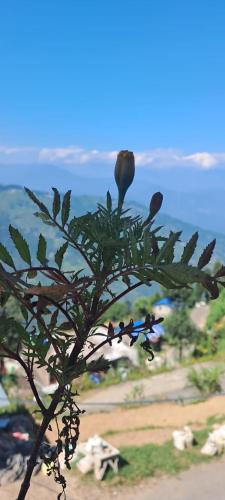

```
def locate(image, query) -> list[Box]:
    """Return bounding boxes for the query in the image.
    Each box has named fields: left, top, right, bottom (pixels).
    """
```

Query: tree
left=133, top=293, right=160, bottom=318
left=0, top=150, right=222, bottom=499
left=160, top=282, right=208, bottom=310
left=101, top=300, right=131, bottom=322
left=164, top=310, right=199, bottom=361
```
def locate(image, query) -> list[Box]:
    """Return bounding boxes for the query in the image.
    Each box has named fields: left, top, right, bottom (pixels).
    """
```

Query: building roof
left=154, top=297, right=174, bottom=307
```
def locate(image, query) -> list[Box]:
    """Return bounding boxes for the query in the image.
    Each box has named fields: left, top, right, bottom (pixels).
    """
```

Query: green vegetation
left=0, top=373, right=18, bottom=393
left=164, top=310, right=199, bottom=361
left=0, top=402, right=27, bottom=416
left=133, top=293, right=160, bottom=319
left=0, top=150, right=223, bottom=499
left=1, top=185, right=225, bottom=290
left=188, top=366, right=223, bottom=396
left=100, top=301, right=131, bottom=322
left=207, top=288, right=225, bottom=329
left=77, top=428, right=212, bottom=484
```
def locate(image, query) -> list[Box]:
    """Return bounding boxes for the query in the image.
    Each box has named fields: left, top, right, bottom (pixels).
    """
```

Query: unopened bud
left=149, top=192, right=163, bottom=218
left=114, top=150, right=135, bottom=208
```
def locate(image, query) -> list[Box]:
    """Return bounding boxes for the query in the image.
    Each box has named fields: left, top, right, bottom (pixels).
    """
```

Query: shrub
left=188, top=366, right=222, bottom=396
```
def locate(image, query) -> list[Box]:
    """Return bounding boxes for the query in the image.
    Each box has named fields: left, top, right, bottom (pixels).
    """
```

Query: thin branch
left=13, top=266, right=71, bottom=282
left=41, top=295, right=81, bottom=341
left=49, top=216, right=96, bottom=275
left=1, top=345, right=46, bottom=414
left=95, top=281, right=144, bottom=321
left=83, top=322, right=146, bottom=363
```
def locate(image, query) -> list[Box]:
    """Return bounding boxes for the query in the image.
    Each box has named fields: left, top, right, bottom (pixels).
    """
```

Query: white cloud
left=181, top=152, right=225, bottom=169
left=1, top=144, right=225, bottom=169
left=38, top=147, right=118, bottom=164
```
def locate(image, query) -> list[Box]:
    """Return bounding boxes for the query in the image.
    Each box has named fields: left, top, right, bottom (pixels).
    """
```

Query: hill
left=0, top=185, right=224, bottom=300
left=0, top=163, right=225, bottom=234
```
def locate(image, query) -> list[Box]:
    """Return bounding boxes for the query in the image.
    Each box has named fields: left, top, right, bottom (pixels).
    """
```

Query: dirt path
left=44, top=394, right=225, bottom=449
left=3, top=396, right=225, bottom=499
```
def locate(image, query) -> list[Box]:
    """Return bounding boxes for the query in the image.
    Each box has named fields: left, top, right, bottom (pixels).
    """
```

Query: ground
left=2, top=395, right=225, bottom=499
left=2, top=458, right=225, bottom=500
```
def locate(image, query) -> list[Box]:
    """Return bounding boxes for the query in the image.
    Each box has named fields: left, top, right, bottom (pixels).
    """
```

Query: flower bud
left=149, top=192, right=163, bottom=218
left=114, top=150, right=135, bottom=208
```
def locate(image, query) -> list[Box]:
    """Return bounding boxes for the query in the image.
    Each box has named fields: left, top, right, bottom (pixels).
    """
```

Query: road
left=81, top=360, right=225, bottom=413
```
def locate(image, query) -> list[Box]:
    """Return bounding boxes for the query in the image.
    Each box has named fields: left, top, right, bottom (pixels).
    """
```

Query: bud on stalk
left=149, top=192, right=163, bottom=218
left=114, top=150, right=135, bottom=210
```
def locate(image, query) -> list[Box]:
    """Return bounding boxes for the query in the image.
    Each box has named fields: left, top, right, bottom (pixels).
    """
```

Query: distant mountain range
left=0, top=184, right=224, bottom=271
left=0, top=162, right=224, bottom=234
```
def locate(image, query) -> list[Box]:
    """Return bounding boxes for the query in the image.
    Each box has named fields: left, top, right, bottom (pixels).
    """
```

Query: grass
left=182, top=350, right=225, bottom=367
left=76, top=428, right=218, bottom=486
left=102, top=423, right=163, bottom=438
left=103, top=428, right=213, bottom=484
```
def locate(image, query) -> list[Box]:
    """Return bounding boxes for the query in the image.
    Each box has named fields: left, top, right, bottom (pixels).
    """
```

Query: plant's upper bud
left=149, top=192, right=163, bottom=218
left=114, top=150, right=135, bottom=207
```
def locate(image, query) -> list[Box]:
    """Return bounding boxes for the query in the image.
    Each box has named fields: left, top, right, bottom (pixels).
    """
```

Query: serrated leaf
left=49, top=310, right=59, bottom=331
left=0, top=243, right=15, bottom=269
left=198, top=239, right=216, bottom=269
left=52, top=187, right=61, bottom=219
left=215, top=265, right=225, bottom=278
left=203, top=276, right=219, bottom=299
left=25, top=188, right=50, bottom=215
left=37, top=234, right=47, bottom=265
left=160, top=263, right=207, bottom=285
left=9, top=225, right=31, bottom=266
left=55, top=242, right=68, bottom=269
left=20, top=306, right=28, bottom=322
left=34, top=212, right=56, bottom=226
left=61, top=190, right=71, bottom=227
left=151, top=234, right=159, bottom=257
left=156, top=231, right=181, bottom=264
left=181, top=232, right=199, bottom=264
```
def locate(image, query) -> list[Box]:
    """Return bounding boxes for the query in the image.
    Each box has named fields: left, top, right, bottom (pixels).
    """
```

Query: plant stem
left=16, top=387, right=62, bottom=500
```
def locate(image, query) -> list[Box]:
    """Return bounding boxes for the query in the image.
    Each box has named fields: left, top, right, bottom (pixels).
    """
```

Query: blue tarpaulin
left=154, top=297, right=174, bottom=307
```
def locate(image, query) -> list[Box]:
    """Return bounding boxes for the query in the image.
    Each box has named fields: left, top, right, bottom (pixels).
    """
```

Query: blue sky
left=0, top=0, right=225, bottom=169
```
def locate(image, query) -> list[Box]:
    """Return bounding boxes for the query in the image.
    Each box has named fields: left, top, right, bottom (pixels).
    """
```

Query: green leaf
left=61, top=190, right=71, bottom=227
left=9, top=225, right=31, bottom=266
left=55, top=242, right=68, bottom=269
left=25, top=188, right=50, bottom=215
left=49, top=309, right=59, bottom=331
left=37, top=234, right=47, bottom=265
left=160, top=263, right=207, bottom=285
left=151, top=234, right=159, bottom=257
left=156, top=231, right=181, bottom=264
left=215, top=265, right=225, bottom=278
left=181, top=232, right=199, bottom=264
left=52, top=187, right=61, bottom=219
left=0, top=243, right=15, bottom=269
left=20, top=306, right=28, bottom=322
left=34, top=212, right=56, bottom=226
left=198, top=239, right=216, bottom=270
